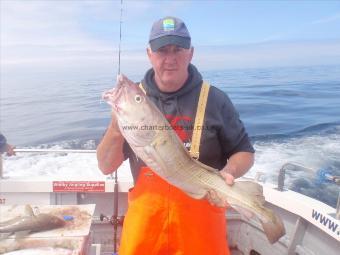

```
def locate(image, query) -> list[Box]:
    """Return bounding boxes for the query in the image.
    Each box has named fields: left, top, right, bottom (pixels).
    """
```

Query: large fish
left=103, top=74, right=286, bottom=244
left=0, top=205, right=65, bottom=238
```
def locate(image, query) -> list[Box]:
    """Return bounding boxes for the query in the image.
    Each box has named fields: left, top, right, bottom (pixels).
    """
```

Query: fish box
left=0, top=204, right=95, bottom=254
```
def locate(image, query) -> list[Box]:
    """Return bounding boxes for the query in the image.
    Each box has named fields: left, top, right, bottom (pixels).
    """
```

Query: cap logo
left=163, top=18, right=175, bottom=31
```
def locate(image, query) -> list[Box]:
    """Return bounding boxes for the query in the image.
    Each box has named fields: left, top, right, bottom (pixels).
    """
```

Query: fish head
left=102, top=74, right=158, bottom=146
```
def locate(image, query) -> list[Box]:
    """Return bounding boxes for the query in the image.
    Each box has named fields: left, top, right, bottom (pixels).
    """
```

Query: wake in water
left=251, top=123, right=340, bottom=207
left=2, top=139, right=132, bottom=181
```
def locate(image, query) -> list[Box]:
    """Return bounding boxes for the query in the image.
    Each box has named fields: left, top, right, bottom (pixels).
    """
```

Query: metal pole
left=0, top=154, right=3, bottom=179
left=336, top=192, right=340, bottom=220
left=14, top=149, right=96, bottom=153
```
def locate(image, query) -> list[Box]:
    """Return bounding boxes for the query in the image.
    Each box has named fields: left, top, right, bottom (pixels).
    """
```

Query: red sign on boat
left=53, top=181, right=105, bottom=192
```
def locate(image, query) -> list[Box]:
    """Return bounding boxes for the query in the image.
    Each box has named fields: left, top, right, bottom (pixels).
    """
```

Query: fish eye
left=134, top=94, right=143, bottom=103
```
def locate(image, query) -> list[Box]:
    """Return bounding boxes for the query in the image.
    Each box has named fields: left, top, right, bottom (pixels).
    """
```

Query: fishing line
left=118, top=0, right=123, bottom=75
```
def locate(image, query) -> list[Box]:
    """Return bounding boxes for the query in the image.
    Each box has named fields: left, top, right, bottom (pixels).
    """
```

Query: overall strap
left=139, top=83, right=146, bottom=94
left=189, top=81, right=210, bottom=160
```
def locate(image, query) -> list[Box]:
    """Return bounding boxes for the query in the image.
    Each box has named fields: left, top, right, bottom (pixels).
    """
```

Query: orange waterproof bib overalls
left=119, top=167, right=230, bottom=255
left=119, top=83, right=230, bottom=255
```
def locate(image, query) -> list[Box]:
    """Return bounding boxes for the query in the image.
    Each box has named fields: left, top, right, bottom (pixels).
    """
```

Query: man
left=0, top=133, right=15, bottom=156
left=97, top=17, right=254, bottom=255
left=0, top=133, right=15, bottom=177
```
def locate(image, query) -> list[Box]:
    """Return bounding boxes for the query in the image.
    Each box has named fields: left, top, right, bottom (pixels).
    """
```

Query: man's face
left=147, top=44, right=193, bottom=92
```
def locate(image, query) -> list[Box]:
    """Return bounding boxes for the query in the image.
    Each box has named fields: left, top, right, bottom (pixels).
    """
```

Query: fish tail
left=231, top=181, right=286, bottom=244
left=260, top=207, right=286, bottom=244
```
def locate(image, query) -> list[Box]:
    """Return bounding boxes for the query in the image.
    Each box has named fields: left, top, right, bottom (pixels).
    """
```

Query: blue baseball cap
left=149, top=17, right=191, bottom=51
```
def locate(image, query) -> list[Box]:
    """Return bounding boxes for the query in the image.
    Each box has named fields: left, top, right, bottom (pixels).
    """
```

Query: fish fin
left=234, top=181, right=266, bottom=205
left=144, top=145, right=207, bottom=199
left=186, top=190, right=207, bottom=199
left=260, top=208, right=286, bottom=244
left=144, top=145, right=168, bottom=176
left=0, top=233, right=12, bottom=240
left=234, top=181, right=286, bottom=243
left=25, top=204, right=35, bottom=217
left=232, top=205, right=255, bottom=220
left=15, top=230, right=30, bottom=239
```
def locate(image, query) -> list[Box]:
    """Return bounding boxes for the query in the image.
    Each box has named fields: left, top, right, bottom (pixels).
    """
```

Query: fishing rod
left=98, top=2, right=124, bottom=253
left=113, top=0, right=123, bottom=254
left=117, top=0, right=123, bottom=76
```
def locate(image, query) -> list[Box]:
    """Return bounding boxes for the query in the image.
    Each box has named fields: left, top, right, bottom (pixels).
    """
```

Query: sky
left=1, top=0, right=340, bottom=76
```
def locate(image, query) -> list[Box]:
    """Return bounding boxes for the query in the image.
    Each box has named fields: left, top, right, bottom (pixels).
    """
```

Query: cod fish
left=0, top=205, right=65, bottom=239
left=103, top=74, right=286, bottom=244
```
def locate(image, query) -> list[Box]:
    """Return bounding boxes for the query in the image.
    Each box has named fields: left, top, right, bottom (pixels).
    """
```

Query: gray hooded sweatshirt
left=123, top=64, right=254, bottom=182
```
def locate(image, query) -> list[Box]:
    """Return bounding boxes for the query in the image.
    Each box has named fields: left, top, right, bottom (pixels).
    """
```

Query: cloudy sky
left=1, top=0, right=340, bottom=76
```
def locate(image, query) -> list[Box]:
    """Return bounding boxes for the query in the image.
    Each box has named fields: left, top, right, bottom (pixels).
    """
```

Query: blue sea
left=1, top=65, right=340, bottom=207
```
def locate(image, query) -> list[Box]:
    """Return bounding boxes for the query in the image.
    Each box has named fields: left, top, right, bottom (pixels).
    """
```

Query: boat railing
left=277, top=162, right=340, bottom=220
left=14, top=148, right=96, bottom=153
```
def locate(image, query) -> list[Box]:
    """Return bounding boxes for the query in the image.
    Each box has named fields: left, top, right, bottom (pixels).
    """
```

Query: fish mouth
left=102, top=74, right=135, bottom=113
left=102, top=74, right=132, bottom=104
left=113, top=103, right=121, bottom=113
left=102, top=84, right=130, bottom=116
left=102, top=85, right=123, bottom=106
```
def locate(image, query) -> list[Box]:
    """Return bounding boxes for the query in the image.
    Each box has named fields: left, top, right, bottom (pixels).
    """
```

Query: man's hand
left=220, top=168, right=235, bottom=185
left=110, top=112, right=122, bottom=135
left=96, top=111, right=125, bottom=175
left=205, top=169, right=234, bottom=207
